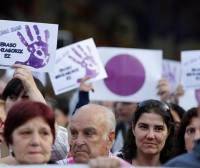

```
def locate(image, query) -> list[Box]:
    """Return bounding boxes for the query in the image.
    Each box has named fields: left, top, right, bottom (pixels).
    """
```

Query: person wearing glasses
left=121, top=99, right=175, bottom=166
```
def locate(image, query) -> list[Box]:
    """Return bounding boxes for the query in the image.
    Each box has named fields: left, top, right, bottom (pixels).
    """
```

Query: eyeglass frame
left=137, top=99, right=170, bottom=113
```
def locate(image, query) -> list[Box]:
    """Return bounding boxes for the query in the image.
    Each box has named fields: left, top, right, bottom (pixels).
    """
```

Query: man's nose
left=74, top=135, right=85, bottom=146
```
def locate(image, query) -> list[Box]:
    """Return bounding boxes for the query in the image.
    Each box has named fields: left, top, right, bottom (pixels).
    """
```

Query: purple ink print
left=104, top=54, right=145, bottom=96
left=15, top=25, right=50, bottom=68
left=195, top=88, right=200, bottom=106
left=68, top=45, right=99, bottom=82
left=162, top=61, right=176, bottom=85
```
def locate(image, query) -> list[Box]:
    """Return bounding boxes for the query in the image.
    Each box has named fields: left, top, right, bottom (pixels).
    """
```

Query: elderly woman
left=0, top=64, right=69, bottom=163
left=3, top=100, right=55, bottom=164
left=121, top=99, right=175, bottom=166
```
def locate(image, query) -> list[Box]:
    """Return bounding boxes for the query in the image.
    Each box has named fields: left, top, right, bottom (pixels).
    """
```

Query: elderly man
left=57, top=104, right=130, bottom=166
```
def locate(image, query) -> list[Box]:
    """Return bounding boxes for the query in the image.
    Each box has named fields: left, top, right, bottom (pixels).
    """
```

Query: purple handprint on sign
left=162, top=61, right=176, bottom=84
left=68, top=45, right=99, bottom=82
left=15, top=25, right=50, bottom=68
left=162, top=61, right=181, bottom=92
left=195, top=88, right=200, bottom=106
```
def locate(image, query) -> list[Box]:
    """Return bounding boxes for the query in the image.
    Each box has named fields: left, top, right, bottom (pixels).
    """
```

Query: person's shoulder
left=109, top=152, right=132, bottom=167
left=51, top=126, right=69, bottom=162
left=57, top=126, right=68, bottom=133
left=56, top=126, right=69, bottom=141
left=164, top=152, right=199, bottom=167
left=54, top=126, right=69, bottom=145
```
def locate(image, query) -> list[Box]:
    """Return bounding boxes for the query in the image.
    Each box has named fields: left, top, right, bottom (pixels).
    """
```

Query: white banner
left=90, top=47, right=162, bottom=102
left=181, top=50, right=200, bottom=89
left=49, top=38, right=107, bottom=95
left=162, top=59, right=181, bottom=92
left=179, top=89, right=198, bottom=110
left=0, top=20, right=58, bottom=72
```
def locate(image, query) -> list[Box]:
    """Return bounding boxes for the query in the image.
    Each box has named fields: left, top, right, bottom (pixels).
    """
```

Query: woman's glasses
left=137, top=99, right=170, bottom=113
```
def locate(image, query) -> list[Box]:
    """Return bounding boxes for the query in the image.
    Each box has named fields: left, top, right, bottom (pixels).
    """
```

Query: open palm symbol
left=15, top=25, right=50, bottom=69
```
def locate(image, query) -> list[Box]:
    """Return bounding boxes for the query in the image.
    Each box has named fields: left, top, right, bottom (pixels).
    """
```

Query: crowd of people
left=0, top=61, right=199, bottom=167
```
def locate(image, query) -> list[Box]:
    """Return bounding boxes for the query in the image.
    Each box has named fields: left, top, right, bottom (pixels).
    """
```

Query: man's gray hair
left=100, top=105, right=116, bottom=140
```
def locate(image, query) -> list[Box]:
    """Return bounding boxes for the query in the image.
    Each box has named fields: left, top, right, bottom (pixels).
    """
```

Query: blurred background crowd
left=1, top=0, right=200, bottom=96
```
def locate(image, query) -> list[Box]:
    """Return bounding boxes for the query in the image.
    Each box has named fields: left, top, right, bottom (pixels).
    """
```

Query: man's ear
left=108, top=131, right=115, bottom=147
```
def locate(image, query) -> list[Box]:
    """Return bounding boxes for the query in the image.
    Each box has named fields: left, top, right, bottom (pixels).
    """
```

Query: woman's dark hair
left=4, top=100, right=56, bottom=146
left=55, top=97, right=69, bottom=116
left=1, top=77, right=45, bottom=100
left=122, top=99, right=175, bottom=164
left=175, top=107, right=198, bottom=156
left=168, top=103, right=185, bottom=120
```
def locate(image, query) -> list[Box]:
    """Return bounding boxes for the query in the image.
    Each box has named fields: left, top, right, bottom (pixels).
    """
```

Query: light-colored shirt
left=51, top=126, right=70, bottom=162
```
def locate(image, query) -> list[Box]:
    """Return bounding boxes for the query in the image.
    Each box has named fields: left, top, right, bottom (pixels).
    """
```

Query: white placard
left=179, top=89, right=198, bottom=110
left=0, top=20, right=58, bottom=72
left=181, top=50, right=200, bottom=89
left=49, top=38, right=107, bottom=95
left=90, top=47, right=162, bottom=102
left=162, top=59, right=181, bottom=92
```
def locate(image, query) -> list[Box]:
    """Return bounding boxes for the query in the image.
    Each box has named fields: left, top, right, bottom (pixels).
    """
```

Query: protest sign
left=49, top=38, right=107, bottom=95
left=90, top=47, right=162, bottom=102
left=179, top=89, right=198, bottom=110
left=162, top=59, right=181, bottom=92
left=181, top=50, right=200, bottom=89
left=0, top=20, right=58, bottom=72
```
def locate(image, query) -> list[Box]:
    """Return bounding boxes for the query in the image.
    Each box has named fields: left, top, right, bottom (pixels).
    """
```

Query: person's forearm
left=73, top=91, right=89, bottom=115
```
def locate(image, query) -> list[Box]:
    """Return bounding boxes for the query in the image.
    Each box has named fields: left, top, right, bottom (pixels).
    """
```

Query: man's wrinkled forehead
left=70, top=108, right=105, bottom=129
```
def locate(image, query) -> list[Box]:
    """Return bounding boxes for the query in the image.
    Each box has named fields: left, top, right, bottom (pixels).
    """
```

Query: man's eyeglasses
left=137, top=99, right=170, bottom=113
